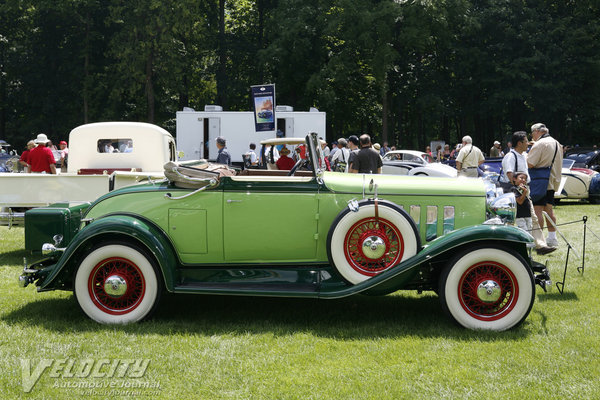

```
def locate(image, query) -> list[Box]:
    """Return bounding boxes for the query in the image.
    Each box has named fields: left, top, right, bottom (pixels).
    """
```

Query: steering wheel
left=288, top=158, right=307, bottom=176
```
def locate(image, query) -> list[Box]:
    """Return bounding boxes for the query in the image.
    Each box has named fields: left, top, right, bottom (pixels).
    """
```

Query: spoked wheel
left=439, top=246, right=535, bottom=331
left=74, top=244, right=161, bottom=324
left=327, top=200, right=420, bottom=284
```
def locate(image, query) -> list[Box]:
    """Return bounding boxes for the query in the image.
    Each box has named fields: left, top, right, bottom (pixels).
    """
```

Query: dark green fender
left=37, top=215, right=177, bottom=292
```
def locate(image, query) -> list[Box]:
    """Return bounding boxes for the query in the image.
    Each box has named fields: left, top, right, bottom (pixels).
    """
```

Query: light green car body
left=82, top=172, right=486, bottom=265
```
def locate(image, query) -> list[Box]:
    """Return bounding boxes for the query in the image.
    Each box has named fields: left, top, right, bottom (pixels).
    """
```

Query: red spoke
left=343, top=217, right=405, bottom=277
left=458, top=261, right=519, bottom=321
left=88, top=257, right=146, bottom=315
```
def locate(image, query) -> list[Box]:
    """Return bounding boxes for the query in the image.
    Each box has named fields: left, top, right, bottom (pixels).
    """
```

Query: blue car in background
left=0, top=140, right=19, bottom=172
left=564, top=148, right=600, bottom=173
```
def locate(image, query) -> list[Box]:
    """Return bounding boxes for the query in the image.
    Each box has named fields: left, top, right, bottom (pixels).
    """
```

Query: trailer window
left=97, top=139, right=133, bottom=153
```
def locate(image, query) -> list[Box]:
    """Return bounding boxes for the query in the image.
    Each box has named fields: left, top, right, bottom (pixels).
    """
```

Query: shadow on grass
left=0, top=248, right=30, bottom=265
left=2, top=291, right=533, bottom=340
left=537, top=291, right=578, bottom=302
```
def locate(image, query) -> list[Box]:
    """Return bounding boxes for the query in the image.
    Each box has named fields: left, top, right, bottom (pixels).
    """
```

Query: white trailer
left=176, top=105, right=326, bottom=163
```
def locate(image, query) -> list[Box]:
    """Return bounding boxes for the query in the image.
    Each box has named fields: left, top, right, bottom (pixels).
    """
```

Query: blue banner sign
left=251, top=84, right=276, bottom=132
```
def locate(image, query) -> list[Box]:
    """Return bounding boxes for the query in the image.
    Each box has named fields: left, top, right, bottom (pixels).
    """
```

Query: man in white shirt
left=500, top=131, right=529, bottom=184
left=245, top=143, right=258, bottom=167
left=330, top=138, right=350, bottom=172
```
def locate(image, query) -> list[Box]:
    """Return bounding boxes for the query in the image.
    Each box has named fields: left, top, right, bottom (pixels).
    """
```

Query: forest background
left=1, top=0, right=599, bottom=152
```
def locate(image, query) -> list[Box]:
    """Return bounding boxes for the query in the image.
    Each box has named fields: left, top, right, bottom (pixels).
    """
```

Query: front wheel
left=439, top=246, right=535, bottom=331
left=74, top=244, right=161, bottom=324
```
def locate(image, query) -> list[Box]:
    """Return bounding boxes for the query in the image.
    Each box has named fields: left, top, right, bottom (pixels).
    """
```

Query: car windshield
left=563, top=159, right=575, bottom=169
left=565, top=150, right=596, bottom=163
left=421, top=153, right=433, bottom=163
left=307, top=133, right=326, bottom=172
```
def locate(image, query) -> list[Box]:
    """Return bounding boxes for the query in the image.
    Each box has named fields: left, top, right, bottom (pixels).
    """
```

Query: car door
left=223, top=186, right=320, bottom=263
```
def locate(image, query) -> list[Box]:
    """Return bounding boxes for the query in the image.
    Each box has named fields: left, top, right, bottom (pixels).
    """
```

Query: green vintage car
left=19, top=133, right=550, bottom=331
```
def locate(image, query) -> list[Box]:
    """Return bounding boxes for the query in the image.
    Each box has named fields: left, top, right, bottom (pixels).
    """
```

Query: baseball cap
left=216, top=136, right=226, bottom=145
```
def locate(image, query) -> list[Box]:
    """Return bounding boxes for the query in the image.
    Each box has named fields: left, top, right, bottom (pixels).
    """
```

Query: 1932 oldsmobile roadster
left=20, top=132, right=550, bottom=331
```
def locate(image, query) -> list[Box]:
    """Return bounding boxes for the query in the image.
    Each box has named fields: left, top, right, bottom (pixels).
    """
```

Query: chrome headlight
left=486, top=192, right=516, bottom=224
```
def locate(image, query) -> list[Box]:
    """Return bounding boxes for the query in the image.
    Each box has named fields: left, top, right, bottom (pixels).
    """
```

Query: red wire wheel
left=88, top=257, right=146, bottom=315
left=439, top=247, right=535, bottom=331
left=343, top=217, right=404, bottom=276
left=458, top=261, right=519, bottom=321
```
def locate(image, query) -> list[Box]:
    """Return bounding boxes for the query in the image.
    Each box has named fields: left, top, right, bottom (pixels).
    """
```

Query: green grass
left=1, top=202, right=600, bottom=399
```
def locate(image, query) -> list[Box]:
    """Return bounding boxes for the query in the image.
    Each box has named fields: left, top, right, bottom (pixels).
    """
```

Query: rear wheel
left=327, top=201, right=420, bottom=284
left=439, top=246, right=534, bottom=331
left=74, top=243, right=161, bottom=324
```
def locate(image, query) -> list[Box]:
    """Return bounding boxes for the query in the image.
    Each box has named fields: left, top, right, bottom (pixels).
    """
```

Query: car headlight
left=486, top=192, right=517, bottom=224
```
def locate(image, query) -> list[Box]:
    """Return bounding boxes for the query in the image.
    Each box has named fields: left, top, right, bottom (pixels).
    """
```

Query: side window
left=97, top=139, right=133, bottom=153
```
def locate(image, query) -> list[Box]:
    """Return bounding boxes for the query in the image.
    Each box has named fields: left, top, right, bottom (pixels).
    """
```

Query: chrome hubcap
left=476, top=280, right=501, bottom=303
left=104, top=275, right=128, bottom=297
left=361, top=236, right=387, bottom=260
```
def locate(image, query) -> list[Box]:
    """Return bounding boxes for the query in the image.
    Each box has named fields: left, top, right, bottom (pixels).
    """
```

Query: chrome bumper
left=19, top=267, right=40, bottom=288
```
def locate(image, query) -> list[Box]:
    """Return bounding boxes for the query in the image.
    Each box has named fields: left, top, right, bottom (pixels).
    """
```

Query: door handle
left=226, top=199, right=242, bottom=203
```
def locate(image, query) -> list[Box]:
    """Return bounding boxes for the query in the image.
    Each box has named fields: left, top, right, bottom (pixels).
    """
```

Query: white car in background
left=382, top=150, right=457, bottom=178
left=556, top=159, right=600, bottom=203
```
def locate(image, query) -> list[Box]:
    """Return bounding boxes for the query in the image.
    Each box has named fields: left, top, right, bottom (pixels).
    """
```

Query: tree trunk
left=381, top=85, right=389, bottom=144
left=83, top=15, right=90, bottom=123
left=146, top=51, right=155, bottom=123
left=217, top=0, right=227, bottom=108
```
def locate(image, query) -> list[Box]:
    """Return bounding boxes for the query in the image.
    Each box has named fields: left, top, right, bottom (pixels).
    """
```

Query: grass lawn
left=1, top=202, right=599, bottom=399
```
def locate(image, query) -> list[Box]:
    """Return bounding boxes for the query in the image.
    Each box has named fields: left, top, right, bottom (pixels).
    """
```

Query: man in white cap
left=528, top=123, right=562, bottom=247
left=215, top=136, right=231, bottom=166
left=489, top=140, right=504, bottom=157
left=28, top=133, right=57, bottom=174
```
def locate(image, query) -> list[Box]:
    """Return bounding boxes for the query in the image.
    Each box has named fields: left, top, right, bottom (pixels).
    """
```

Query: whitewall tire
left=74, top=244, right=161, bottom=324
left=439, top=246, right=535, bottom=331
left=328, top=201, right=420, bottom=284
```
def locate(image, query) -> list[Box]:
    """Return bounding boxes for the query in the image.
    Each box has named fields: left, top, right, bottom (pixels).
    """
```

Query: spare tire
left=327, top=200, right=420, bottom=284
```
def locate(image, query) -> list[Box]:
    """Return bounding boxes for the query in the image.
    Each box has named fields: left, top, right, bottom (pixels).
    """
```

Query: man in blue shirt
left=216, top=136, right=231, bottom=166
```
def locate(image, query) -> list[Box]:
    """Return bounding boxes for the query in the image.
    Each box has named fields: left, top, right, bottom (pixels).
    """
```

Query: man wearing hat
left=528, top=123, right=562, bottom=247
left=59, top=140, right=69, bottom=171
left=28, top=133, right=57, bottom=174
left=215, top=136, right=231, bottom=166
left=489, top=140, right=503, bottom=157
left=276, top=146, right=295, bottom=170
